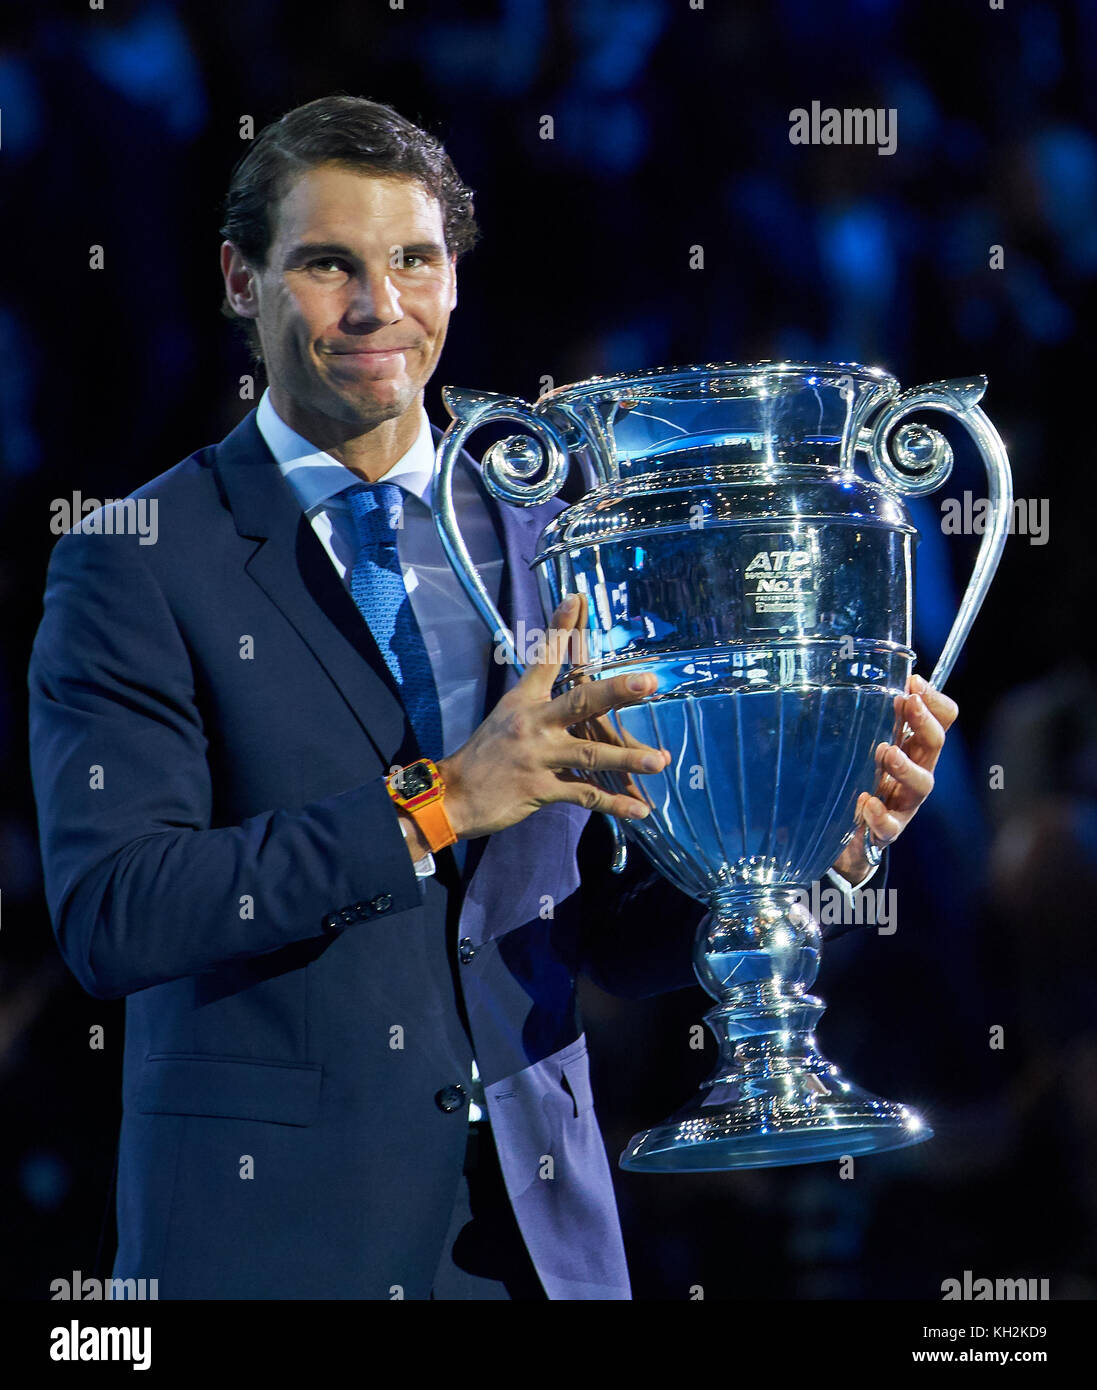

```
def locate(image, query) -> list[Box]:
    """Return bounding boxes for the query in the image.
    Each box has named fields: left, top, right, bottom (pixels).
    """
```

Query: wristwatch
left=385, top=758, right=457, bottom=852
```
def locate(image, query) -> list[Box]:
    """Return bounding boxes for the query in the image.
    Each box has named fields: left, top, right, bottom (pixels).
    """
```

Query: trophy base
left=620, top=887, right=933, bottom=1171
left=620, top=1076, right=931, bottom=1172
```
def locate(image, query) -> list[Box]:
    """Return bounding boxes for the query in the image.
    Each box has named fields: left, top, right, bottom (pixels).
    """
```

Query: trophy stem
left=619, top=887, right=931, bottom=1171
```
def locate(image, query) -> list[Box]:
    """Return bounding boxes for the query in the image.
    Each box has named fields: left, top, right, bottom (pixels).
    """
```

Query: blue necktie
left=345, top=482, right=444, bottom=761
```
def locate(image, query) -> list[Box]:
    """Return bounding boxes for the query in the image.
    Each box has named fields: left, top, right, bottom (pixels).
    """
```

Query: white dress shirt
left=256, top=387, right=501, bottom=1120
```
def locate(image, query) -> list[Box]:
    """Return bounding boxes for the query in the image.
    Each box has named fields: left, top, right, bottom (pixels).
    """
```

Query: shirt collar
left=256, top=386, right=436, bottom=511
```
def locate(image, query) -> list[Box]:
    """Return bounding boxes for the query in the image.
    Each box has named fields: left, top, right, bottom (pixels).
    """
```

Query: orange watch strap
left=413, top=796, right=457, bottom=852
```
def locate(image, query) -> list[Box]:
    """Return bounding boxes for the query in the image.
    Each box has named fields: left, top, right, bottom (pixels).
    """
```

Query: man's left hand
left=830, top=673, right=959, bottom=885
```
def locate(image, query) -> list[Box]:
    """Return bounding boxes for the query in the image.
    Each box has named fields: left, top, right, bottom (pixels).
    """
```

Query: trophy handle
left=433, top=385, right=631, bottom=873
left=863, top=375, right=1013, bottom=690
left=434, top=385, right=570, bottom=670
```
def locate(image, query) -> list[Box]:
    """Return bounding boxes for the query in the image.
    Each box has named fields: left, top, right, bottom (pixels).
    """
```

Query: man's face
left=236, top=164, right=457, bottom=431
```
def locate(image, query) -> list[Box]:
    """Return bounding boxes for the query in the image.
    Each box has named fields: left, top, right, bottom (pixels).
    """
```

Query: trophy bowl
left=433, top=360, right=1012, bottom=1171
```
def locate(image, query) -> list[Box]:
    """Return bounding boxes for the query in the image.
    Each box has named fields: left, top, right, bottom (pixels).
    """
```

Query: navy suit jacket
left=28, top=407, right=883, bottom=1299
left=27, top=407, right=726, bottom=1300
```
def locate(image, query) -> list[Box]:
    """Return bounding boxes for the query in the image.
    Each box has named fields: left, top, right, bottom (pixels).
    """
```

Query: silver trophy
left=433, top=361, right=1011, bottom=1171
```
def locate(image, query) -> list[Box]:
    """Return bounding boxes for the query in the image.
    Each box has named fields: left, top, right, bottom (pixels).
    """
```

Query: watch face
left=397, top=762, right=434, bottom=798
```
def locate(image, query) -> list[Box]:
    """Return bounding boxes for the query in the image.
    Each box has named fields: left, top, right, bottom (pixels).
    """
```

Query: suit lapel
left=213, top=408, right=550, bottom=788
left=213, top=409, right=414, bottom=768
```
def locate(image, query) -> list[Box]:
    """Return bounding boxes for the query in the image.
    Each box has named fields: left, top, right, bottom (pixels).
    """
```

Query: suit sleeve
left=28, top=526, right=422, bottom=1001
left=820, top=850, right=890, bottom=940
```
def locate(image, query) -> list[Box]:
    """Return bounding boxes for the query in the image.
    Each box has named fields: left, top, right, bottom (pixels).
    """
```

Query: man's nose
left=345, top=267, right=403, bottom=325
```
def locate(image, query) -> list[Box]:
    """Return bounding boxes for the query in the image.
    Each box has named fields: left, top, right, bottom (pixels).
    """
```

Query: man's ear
left=221, top=240, right=259, bottom=318
left=450, top=255, right=458, bottom=311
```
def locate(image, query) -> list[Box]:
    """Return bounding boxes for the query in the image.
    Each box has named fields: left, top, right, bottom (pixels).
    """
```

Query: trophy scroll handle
left=864, top=374, right=1014, bottom=692
left=433, top=385, right=631, bottom=873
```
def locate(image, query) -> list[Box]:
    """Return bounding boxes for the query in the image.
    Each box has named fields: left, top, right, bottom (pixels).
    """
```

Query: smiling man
left=28, top=94, right=955, bottom=1301
left=222, top=165, right=457, bottom=476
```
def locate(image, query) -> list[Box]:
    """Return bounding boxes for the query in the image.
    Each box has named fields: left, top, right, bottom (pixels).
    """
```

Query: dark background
left=2, top=0, right=1095, bottom=1299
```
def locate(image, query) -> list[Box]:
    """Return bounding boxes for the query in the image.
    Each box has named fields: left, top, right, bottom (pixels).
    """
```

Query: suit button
left=458, top=938, right=476, bottom=964
left=371, top=893, right=392, bottom=913
left=435, top=1084, right=467, bottom=1113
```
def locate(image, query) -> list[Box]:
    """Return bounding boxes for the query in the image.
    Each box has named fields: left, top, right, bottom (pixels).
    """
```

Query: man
left=28, top=94, right=955, bottom=1300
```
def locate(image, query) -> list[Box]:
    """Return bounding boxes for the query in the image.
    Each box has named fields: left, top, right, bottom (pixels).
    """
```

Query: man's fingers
left=898, top=690, right=948, bottom=771
left=879, top=740, right=934, bottom=812
left=862, top=795, right=903, bottom=844
left=895, top=674, right=957, bottom=770
left=573, top=707, right=657, bottom=751
left=551, top=668, right=658, bottom=728
left=551, top=771, right=653, bottom=821
left=551, top=737, right=671, bottom=781
left=873, top=740, right=899, bottom=802
left=910, top=673, right=959, bottom=731
left=847, top=674, right=954, bottom=850
left=518, top=593, right=582, bottom=700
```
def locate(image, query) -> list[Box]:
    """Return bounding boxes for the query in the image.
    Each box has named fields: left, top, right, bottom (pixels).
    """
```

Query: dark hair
left=218, top=94, right=480, bottom=365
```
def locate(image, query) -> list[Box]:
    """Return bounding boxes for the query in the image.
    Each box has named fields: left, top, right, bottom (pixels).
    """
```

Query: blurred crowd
left=2, top=0, right=1095, bottom=1297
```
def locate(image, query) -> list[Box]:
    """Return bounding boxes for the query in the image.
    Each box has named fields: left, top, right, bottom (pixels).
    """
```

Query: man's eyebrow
left=283, top=241, right=359, bottom=267
left=398, top=241, right=447, bottom=258
left=283, top=239, right=448, bottom=267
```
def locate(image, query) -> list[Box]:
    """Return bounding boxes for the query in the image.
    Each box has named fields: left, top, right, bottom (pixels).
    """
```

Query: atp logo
left=745, top=549, right=812, bottom=591
left=745, top=549, right=811, bottom=571
left=741, top=535, right=819, bottom=629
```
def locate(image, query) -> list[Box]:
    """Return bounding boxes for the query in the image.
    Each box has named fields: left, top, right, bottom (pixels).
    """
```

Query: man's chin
left=327, top=381, right=416, bottom=428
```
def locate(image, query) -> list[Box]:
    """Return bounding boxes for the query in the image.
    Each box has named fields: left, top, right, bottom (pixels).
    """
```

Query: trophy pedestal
left=620, top=1020, right=931, bottom=1172
left=620, top=890, right=932, bottom=1172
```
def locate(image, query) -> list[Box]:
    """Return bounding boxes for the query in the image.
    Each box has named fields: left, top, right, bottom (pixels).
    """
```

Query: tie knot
left=346, top=481, right=404, bottom=544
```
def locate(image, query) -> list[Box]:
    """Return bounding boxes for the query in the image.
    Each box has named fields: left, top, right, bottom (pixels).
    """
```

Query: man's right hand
left=435, top=593, right=671, bottom=841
